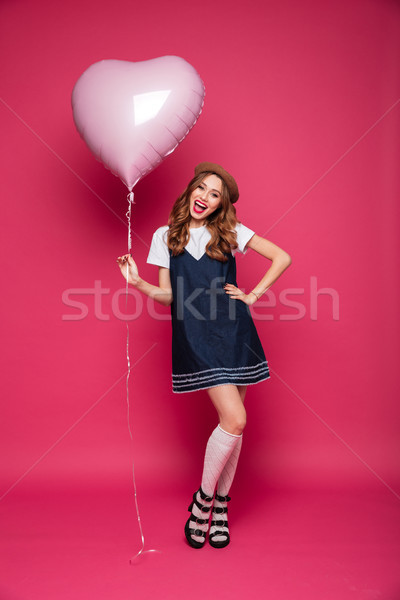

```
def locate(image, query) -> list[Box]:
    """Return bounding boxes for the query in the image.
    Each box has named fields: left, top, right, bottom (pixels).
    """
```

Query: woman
left=117, top=162, right=292, bottom=549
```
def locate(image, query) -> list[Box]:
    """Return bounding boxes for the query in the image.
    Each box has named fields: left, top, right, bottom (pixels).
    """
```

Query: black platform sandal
left=184, top=487, right=214, bottom=549
left=209, top=492, right=231, bottom=548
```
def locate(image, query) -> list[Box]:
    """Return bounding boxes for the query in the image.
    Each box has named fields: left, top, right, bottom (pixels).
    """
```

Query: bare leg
left=207, top=384, right=247, bottom=435
left=238, top=385, right=247, bottom=404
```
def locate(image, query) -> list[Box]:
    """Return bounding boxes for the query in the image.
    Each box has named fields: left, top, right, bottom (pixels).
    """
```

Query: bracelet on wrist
left=250, top=291, right=260, bottom=301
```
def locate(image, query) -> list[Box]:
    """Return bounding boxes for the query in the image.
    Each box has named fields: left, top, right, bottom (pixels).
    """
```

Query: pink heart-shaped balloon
left=72, top=56, right=205, bottom=190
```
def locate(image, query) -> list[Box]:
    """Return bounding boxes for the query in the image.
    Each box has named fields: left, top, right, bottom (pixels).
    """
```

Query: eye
left=198, top=184, right=204, bottom=190
left=212, top=193, right=219, bottom=198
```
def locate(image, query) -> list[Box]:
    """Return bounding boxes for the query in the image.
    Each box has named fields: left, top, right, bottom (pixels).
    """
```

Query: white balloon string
left=124, top=191, right=160, bottom=564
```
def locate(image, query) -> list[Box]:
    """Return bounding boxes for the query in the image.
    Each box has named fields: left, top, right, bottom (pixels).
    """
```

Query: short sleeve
left=234, top=222, right=256, bottom=254
left=146, top=226, right=170, bottom=269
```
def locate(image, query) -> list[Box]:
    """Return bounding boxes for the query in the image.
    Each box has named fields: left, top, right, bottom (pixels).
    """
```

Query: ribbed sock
left=209, top=434, right=243, bottom=543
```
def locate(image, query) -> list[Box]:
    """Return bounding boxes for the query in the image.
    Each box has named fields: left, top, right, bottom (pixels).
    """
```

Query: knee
left=222, top=410, right=247, bottom=436
left=233, top=417, right=246, bottom=436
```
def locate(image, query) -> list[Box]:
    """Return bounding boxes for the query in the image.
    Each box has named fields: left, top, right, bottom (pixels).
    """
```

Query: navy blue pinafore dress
left=169, top=248, right=270, bottom=393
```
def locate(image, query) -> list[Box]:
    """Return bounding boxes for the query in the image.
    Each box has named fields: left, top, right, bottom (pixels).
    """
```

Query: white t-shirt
left=147, top=222, right=255, bottom=269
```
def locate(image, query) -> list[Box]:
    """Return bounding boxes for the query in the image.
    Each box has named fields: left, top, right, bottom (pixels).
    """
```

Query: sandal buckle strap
left=215, top=493, right=231, bottom=502
left=212, top=505, right=228, bottom=514
left=191, top=516, right=209, bottom=525
left=193, top=497, right=211, bottom=513
left=199, top=487, right=214, bottom=502
left=189, top=527, right=206, bottom=538
left=211, top=519, right=227, bottom=527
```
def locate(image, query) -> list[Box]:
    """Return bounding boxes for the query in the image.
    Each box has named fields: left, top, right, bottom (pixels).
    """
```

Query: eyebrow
left=200, top=181, right=221, bottom=194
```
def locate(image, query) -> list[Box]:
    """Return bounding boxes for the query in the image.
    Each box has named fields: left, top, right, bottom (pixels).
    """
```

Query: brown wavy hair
left=167, top=172, right=238, bottom=262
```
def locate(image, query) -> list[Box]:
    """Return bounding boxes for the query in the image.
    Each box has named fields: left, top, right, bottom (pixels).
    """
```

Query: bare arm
left=117, top=254, right=173, bottom=306
left=224, top=234, right=292, bottom=305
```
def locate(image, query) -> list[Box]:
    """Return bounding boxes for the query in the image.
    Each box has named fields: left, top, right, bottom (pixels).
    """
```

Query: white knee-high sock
left=210, top=434, right=243, bottom=543
left=201, top=424, right=242, bottom=496
left=188, top=424, right=241, bottom=544
left=217, top=433, right=243, bottom=496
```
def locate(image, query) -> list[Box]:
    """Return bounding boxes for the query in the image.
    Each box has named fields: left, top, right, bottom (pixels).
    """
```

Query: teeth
left=195, top=201, right=206, bottom=209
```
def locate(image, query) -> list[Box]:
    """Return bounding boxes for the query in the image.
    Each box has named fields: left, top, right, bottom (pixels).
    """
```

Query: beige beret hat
left=194, top=162, right=239, bottom=204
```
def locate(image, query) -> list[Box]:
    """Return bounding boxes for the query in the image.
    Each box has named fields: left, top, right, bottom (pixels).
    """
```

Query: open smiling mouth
left=193, top=200, right=207, bottom=214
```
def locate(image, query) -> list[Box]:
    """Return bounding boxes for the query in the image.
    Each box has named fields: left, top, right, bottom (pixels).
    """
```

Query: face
left=189, top=174, right=223, bottom=227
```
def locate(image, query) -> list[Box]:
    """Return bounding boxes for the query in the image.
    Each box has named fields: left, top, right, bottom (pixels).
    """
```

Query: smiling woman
left=116, top=162, right=292, bottom=550
left=167, top=166, right=238, bottom=262
left=190, top=175, right=222, bottom=220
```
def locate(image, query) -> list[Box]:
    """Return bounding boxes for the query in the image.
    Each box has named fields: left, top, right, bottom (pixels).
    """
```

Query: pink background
left=1, top=0, right=399, bottom=598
